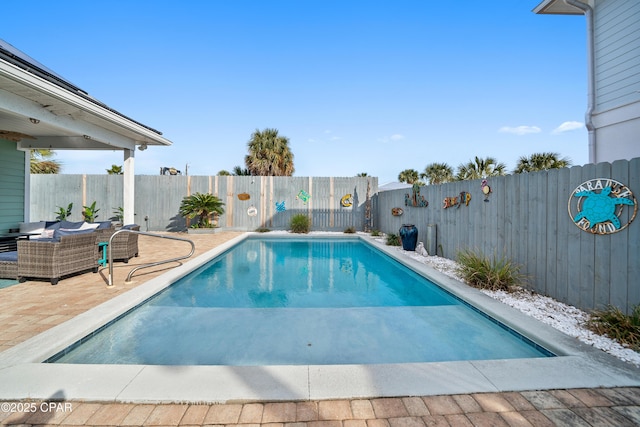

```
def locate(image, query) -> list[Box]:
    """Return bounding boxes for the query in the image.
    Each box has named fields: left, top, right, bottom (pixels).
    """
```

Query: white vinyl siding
left=0, top=139, right=25, bottom=233
left=593, top=0, right=640, bottom=112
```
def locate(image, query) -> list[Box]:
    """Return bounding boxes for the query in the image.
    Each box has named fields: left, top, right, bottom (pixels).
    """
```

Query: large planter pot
left=399, top=224, right=418, bottom=251
left=187, top=228, right=217, bottom=234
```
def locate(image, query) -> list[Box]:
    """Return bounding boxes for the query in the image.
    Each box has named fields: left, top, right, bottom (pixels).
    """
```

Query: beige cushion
left=78, top=222, right=100, bottom=230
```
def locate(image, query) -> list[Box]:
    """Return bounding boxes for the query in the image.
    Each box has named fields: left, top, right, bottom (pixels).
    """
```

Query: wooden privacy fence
left=376, top=158, right=639, bottom=314
left=29, top=175, right=377, bottom=233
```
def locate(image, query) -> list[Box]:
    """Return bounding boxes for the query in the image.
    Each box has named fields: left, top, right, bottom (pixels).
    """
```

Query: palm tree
left=456, top=156, right=506, bottom=181
left=421, top=162, right=454, bottom=185
left=514, top=152, right=572, bottom=173
left=30, top=149, right=61, bottom=174
left=232, top=165, right=252, bottom=176
left=179, top=192, right=225, bottom=228
left=397, top=169, right=421, bottom=184
left=356, top=172, right=369, bottom=177
left=245, top=128, right=295, bottom=176
left=106, top=164, right=123, bottom=175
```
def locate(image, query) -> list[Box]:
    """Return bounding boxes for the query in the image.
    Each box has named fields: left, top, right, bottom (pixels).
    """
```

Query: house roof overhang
left=0, top=40, right=172, bottom=151
left=533, top=0, right=587, bottom=15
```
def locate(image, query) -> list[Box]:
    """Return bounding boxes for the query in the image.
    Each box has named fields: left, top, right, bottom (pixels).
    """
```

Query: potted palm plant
left=82, top=201, right=100, bottom=223
left=178, top=192, right=225, bottom=233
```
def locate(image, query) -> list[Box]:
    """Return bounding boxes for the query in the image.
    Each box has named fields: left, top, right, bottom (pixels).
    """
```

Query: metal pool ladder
left=106, top=230, right=195, bottom=287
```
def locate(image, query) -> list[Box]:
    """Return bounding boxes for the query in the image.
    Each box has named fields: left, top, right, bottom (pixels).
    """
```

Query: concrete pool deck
left=1, top=231, right=640, bottom=426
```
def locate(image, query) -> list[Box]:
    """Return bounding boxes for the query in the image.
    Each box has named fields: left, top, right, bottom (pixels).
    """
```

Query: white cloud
left=498, top=126, right=542, bottom=135
left=552, top=121, right=584, bottom=134
left=378, top=134, right=405, bottom=143
left=308, top=132, right=340, bottom=143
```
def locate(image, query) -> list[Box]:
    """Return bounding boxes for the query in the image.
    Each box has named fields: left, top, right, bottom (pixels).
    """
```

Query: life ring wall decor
left=341, top=194, right=353, bottom=207
left=247, top=206, right=258, bottom=217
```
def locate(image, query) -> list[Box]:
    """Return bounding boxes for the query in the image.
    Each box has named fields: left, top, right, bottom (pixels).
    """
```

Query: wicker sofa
left=17, top=231, right=99, bottom=285
left=95, top=224, right=140, bottom=263
left=0, top=252, right=18, bottom=279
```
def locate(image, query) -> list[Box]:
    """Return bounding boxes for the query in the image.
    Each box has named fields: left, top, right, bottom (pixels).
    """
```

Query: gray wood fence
left=376, top=158, right=639, bottom=314
left=29, top=175, right=377, bottom=233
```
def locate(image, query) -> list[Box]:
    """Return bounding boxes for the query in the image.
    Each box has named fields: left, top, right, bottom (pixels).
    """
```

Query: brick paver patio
left=0, top=390, right=639, bottom=426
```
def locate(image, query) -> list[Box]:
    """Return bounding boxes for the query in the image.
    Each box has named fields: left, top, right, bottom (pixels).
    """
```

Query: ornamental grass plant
left=290, top=214, right=310, bottom=233
left=456, top=248, right=525, bottom=292
left=586, top=304, right=640, bottom=351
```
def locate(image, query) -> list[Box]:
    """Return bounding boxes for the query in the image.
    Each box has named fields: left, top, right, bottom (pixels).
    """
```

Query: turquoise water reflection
left=51, top=237, right=552, bottom=365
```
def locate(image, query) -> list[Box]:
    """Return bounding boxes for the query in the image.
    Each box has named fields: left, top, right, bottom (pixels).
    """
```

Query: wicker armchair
left=97, top=224, right=140, bottom=263
left=95, top=226, right=115, bottom=245
left=0, top=252, right=18, bottom=279
left=17, top=232, right=99, bottom=285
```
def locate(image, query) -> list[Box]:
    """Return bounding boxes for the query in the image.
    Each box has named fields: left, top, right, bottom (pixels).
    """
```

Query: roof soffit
left=533, top=0, right=587, bottom=14
left=0, top=59, right=172, bottom=149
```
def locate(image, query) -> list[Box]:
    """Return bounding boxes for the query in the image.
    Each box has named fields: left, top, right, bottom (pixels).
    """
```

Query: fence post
left=426, top=224, right=437, bottom=256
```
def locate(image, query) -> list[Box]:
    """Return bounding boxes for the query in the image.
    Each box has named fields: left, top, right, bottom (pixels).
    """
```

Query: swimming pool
left=50, top=237, right=552, bottom=365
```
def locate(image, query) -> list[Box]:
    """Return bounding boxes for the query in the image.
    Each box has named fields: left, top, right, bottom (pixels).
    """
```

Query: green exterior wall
left=0, top=139, right=25, bottom=233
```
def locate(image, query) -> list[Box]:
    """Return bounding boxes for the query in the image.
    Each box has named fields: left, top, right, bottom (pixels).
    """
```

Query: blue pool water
left=51, top=237, right=553, bottom=365
left=0, top=279, right=19, bottom=290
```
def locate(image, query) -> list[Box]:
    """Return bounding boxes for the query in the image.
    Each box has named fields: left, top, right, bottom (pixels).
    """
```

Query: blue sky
left=3, top=0, right=589, bottom=184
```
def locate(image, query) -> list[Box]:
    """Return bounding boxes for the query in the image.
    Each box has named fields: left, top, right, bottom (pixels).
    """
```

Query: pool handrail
left=106, top=230, right=195, bottom=286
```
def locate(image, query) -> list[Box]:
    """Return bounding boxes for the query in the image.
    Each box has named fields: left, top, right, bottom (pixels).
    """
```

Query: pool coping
left=1, top=232, right=639, bottom=403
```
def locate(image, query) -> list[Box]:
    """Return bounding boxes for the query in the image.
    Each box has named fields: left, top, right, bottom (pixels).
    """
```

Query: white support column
left=123, top=149, right=135, bottom=225
left=23, top=149, right=31, bottom=222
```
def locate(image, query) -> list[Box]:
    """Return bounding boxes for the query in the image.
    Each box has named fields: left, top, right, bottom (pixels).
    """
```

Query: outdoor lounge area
left=0, top=222, right=141, bottom=285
